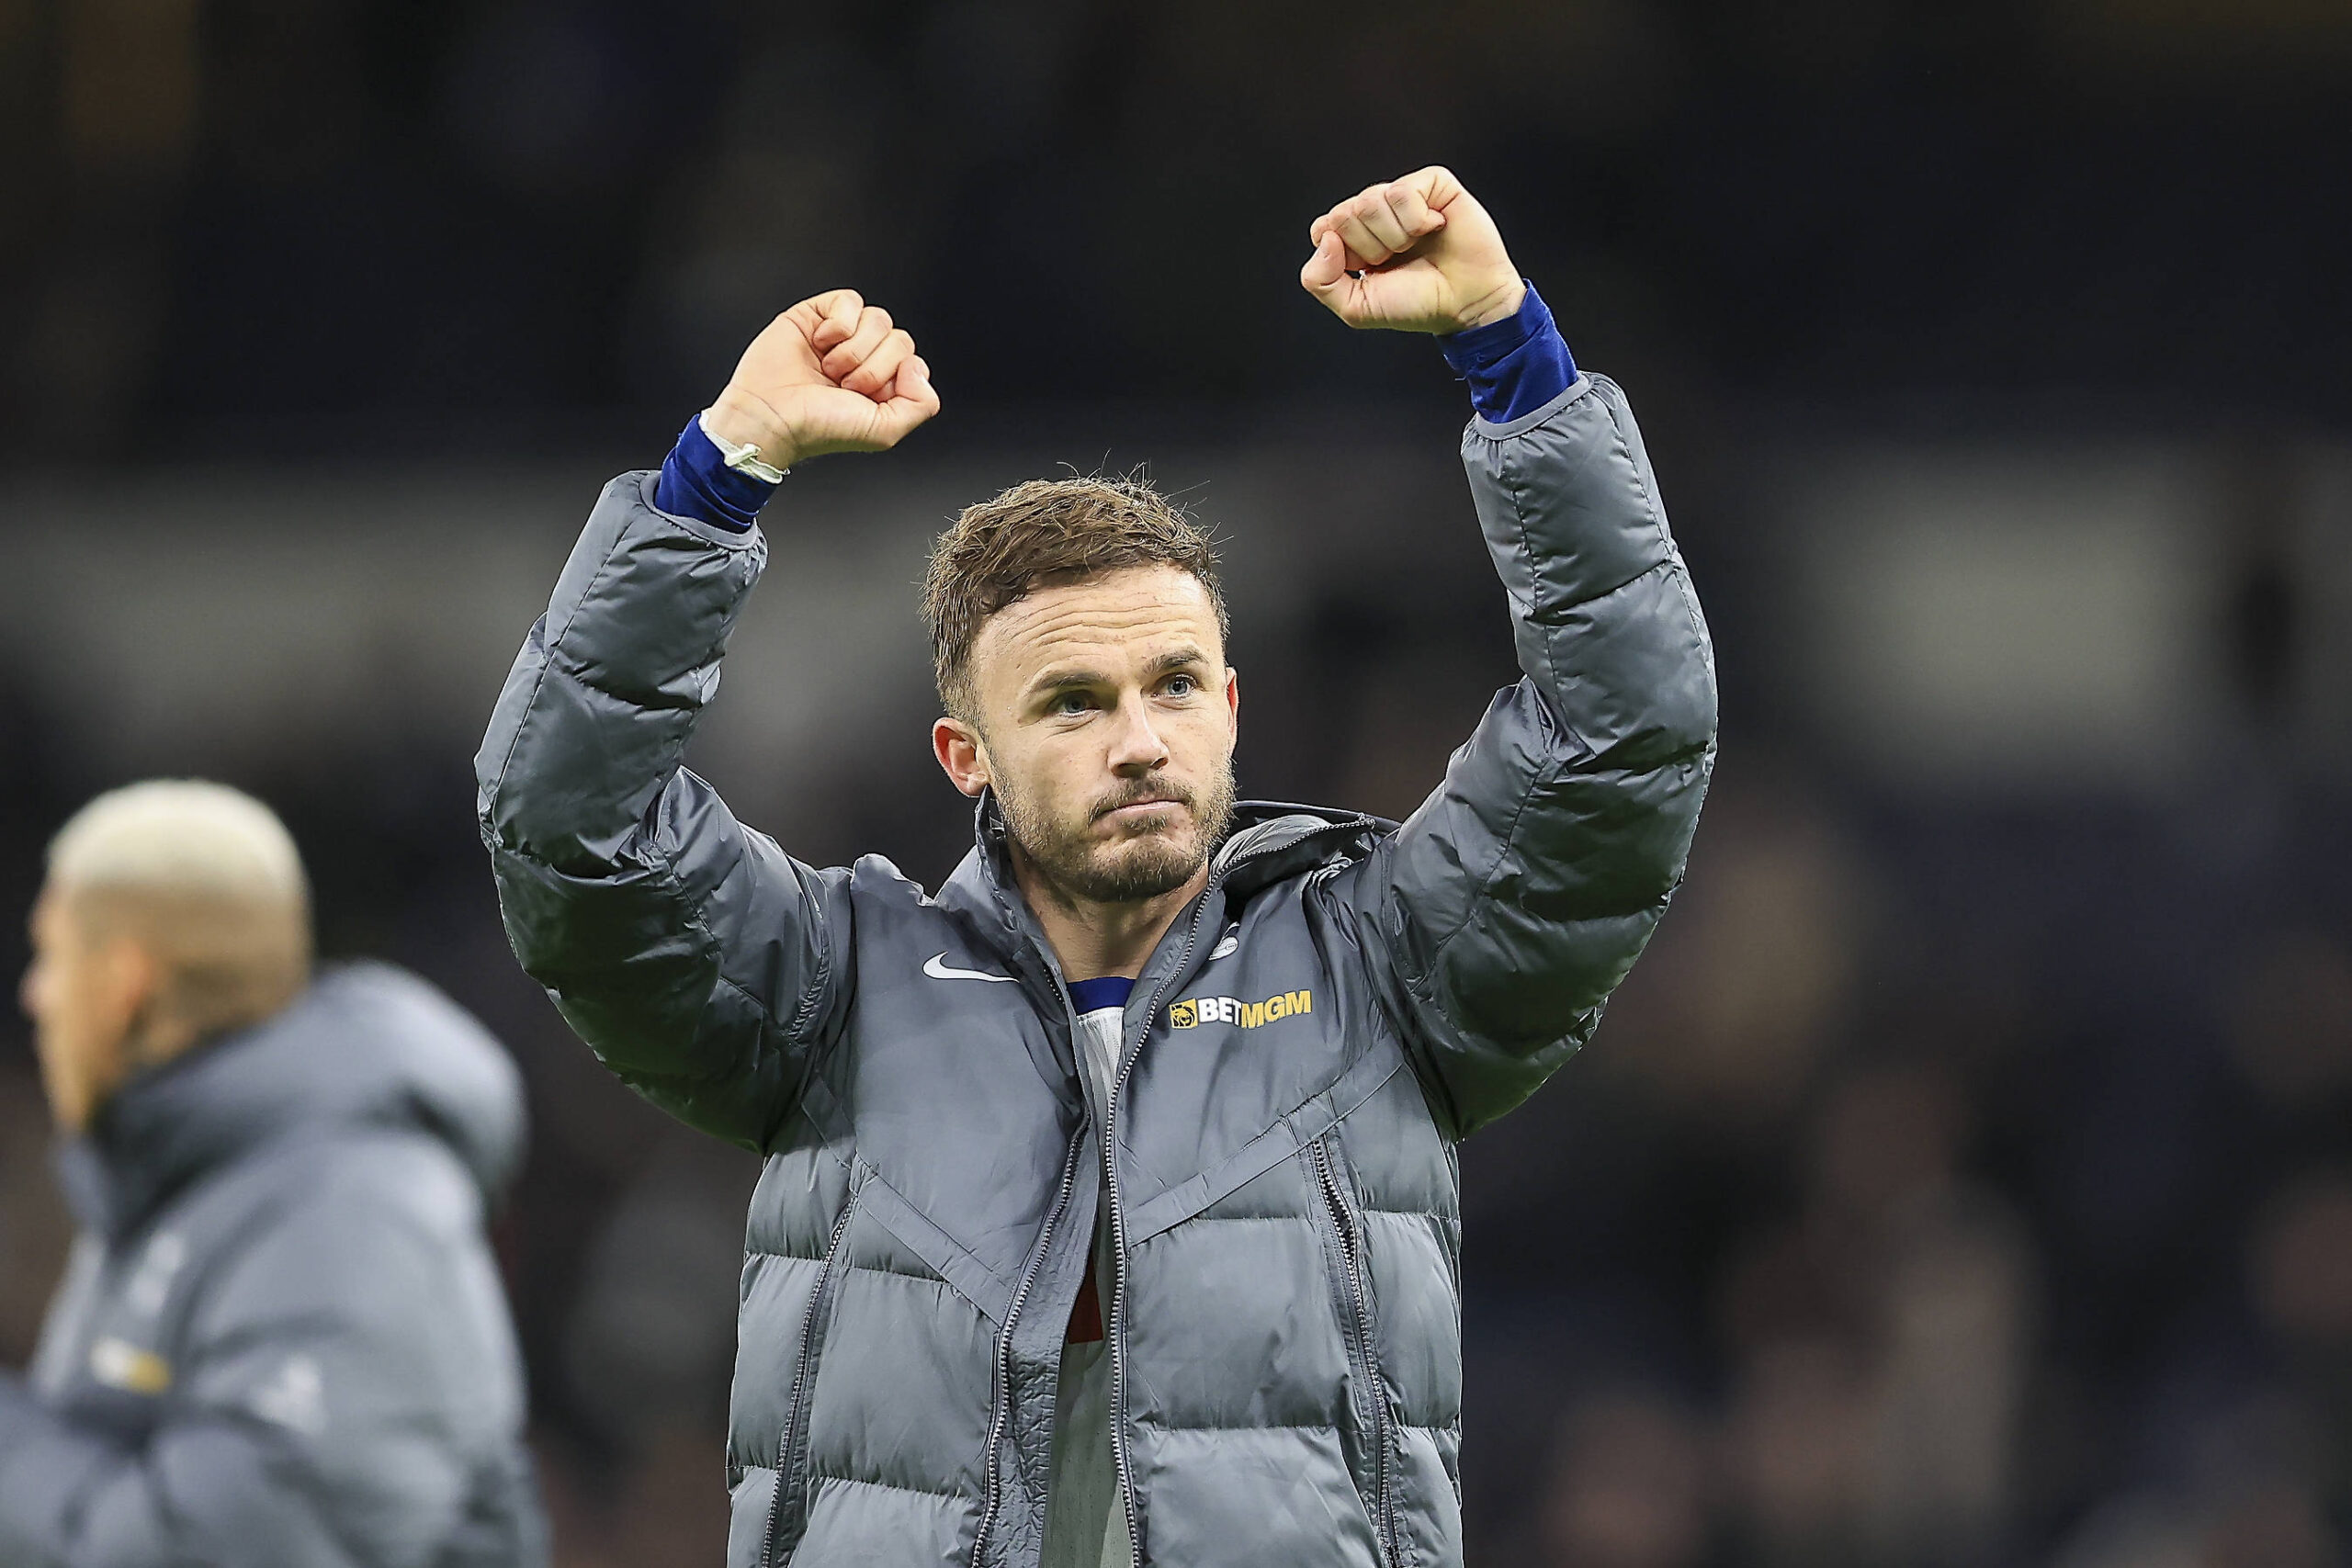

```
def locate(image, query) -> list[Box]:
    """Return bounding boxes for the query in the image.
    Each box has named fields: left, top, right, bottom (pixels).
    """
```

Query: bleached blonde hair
left=47, top=780, right=313, bottom=1040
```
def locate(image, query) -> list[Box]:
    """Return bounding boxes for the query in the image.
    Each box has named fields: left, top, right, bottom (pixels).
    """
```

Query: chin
left=1082, top=835, right=1206, bottom=904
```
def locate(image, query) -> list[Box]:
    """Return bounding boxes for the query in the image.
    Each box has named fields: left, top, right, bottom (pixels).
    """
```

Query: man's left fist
left=1300, top=167, right=1524, bottom=335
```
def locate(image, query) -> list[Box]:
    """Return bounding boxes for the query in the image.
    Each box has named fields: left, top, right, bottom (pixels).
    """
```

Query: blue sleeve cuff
left=652, top=413, right=780, bottom=532
left=1438, top=282, right=1577, bottom=423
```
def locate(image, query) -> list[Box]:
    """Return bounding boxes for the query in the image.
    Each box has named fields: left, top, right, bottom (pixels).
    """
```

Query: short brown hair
left=922, top=475, right=1227, bottom=717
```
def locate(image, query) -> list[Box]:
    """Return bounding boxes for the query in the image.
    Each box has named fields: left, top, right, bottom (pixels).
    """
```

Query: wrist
left=1453, top=275, right=1527, bottom=333
left=1439, top=281, right=1576, bottom=422
left=702, top=389, right=801, bottom=472
left=654, top=411, right=784, bottom=531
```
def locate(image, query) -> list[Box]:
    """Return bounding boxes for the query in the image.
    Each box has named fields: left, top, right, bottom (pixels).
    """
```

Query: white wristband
left=696, top=411, right=789, bottom=483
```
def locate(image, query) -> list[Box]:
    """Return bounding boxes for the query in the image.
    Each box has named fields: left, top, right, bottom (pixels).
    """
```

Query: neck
left=1009, top=845, right=1211, bottom=984
left=60, top=1012, right=198, bottom=1134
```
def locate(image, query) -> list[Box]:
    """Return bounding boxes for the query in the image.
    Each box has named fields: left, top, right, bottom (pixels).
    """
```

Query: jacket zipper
left=968, top=981, right=1089, bottom=1568
left=1104, top=873, right=1225, bottom=1559
left=968, top=1123, right=1086, bottom=1568
left=763, top=1187, right=861, bottom=1568
left=978, top=817, right=1357, bottom=1563
left=1311, top=1136, right=1399, bottom=1566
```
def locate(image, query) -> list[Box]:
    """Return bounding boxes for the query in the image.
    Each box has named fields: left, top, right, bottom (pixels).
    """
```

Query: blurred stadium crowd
left=4, top=1, right=2352, bottom=1566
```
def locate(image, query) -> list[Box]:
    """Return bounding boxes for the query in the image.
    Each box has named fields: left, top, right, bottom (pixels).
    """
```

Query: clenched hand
left=703, top=290, right=941, bottom=469
left=1300, top=167, right=1525, bottom=335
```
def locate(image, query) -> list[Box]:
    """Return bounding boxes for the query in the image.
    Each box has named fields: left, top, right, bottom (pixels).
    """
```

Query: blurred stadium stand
left=4, top=2, right=2351, bottom=1565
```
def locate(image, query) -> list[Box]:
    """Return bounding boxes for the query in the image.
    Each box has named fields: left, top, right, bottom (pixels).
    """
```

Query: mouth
left=1098, top=797, right=1186, bottom=826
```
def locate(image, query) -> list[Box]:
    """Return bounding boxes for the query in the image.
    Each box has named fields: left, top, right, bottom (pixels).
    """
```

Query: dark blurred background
left=5, top=2, right=2352, bottom=1564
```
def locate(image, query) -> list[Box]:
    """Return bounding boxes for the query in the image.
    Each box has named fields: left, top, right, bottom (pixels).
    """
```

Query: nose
left=1106, top=692, right=1170, bottom=776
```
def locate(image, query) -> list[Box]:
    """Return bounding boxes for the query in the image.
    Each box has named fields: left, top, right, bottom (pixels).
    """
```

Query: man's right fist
left=702, top=290, right=940, bottom=469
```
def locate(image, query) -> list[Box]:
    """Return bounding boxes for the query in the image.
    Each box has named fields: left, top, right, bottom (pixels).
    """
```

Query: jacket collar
left=56, top=1025, right=255, bottom=1241
left=939, top=789, right=1386, bottom=964
left=1208, top=801, right=1389, bottom=896
left=49, top=964, right=526, bottom=1242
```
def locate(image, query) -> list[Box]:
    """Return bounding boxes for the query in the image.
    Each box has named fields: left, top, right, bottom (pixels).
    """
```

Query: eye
left=1050, top=690, right=1097, bottom=716
left=1162, top=673, right=1198, bottom=698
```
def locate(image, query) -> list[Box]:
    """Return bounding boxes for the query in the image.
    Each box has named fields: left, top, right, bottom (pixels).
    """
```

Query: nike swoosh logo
left=924, top=953, right=1017, bottom=984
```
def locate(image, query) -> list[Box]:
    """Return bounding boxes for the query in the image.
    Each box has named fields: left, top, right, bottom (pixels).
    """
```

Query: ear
left=97, top=937, right=161, bottom=1043
left=1225, top=666, right=1239, bottom=738
left=64, top=935, right=164, bottom=1100
left=933, top=716, right=990, bottom=798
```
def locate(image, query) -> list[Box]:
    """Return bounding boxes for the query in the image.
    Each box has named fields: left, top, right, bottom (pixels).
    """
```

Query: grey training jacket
left=476, top=373, right=1715, bottom=1568
left=0, top=964, right=547, bottom=1568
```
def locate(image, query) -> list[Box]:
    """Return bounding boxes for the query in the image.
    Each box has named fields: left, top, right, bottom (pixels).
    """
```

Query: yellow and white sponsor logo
left=90, top=1337, right=173, bottom=1394
left=1169, top=989, right=1312, bottom=1029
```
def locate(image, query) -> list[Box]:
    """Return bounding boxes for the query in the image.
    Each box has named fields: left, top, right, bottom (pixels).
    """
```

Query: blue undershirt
left=651, top=281, right=1575, bottom=532
left=1066, top=976, right=1135, bottom=1014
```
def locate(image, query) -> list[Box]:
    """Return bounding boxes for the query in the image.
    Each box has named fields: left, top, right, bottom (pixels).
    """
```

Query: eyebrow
left=1024, top=647, right=1211, bottom=699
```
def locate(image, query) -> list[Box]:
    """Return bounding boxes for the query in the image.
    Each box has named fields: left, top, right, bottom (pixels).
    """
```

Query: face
left=19, top=887, right=153, bottom=1133
left=936, top=565, right=1238, bottom=908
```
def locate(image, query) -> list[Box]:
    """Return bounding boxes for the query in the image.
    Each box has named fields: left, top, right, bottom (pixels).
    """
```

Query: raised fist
left=1300, top=168, right=1525, bottom=335
left=702, top=290, right=941, bottom=469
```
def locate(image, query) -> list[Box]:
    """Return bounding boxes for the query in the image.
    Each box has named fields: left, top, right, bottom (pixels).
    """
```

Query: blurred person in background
left=1539, top=1390, right=1713, bottom=1568
left=476, top=166, right=1713, bottom=1567
left=0, top=781, right=547, bottom=1567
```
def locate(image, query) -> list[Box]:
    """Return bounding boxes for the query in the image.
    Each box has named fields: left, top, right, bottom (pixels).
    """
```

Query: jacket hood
left=952, top=791, right=1388, bottom=913
left=935, top=792, right=1388, bottom=978
left=60, top=961, right=527, bottom=1238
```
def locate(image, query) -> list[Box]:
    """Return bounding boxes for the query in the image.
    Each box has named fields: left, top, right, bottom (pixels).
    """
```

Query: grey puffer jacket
left=0, top=964, right=545, bottom=1568
left=476, top=372, right=1714, bottom=1568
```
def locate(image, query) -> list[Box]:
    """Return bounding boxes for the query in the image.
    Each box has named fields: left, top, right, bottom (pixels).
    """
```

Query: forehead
left=971, top=566, right=1224, bottom=684
left=28, top=884, right=74, bottom=944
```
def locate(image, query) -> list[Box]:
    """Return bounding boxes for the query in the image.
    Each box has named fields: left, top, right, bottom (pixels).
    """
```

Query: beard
left=998, top=761, right=1237, bottom=908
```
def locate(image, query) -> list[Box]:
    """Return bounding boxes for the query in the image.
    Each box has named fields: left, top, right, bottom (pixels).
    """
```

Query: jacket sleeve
left=0, top=1195, right=538, bottom=1568
left=1348, top=374, right=1716, bottom=1140
left=476, top=471, right=848, bottom=1153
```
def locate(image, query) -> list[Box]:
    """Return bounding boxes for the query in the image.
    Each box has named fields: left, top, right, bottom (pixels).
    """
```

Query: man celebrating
left=1, top=782, right=544, bottom=1567
left=478, top=167, right=1713, bottom=1568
